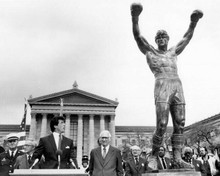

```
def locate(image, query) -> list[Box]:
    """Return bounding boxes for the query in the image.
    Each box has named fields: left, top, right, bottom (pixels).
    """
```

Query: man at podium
left=31, top=116, right=78, bottom=169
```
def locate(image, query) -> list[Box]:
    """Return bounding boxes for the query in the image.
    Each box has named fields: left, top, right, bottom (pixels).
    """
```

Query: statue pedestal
left=142, top=169, right=201, bottom=176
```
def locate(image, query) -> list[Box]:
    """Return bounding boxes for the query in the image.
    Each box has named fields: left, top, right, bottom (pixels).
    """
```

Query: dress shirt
left=159, top=156, right=167, bottom=169
left=101, top=145, right=109, bottom=156
left=53, top=132, right=62, bottom=149
left=9, top=149, right=17, bottom=157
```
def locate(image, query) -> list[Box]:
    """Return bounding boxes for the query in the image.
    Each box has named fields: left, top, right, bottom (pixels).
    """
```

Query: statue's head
left=155, top=30, right=169, bottom=44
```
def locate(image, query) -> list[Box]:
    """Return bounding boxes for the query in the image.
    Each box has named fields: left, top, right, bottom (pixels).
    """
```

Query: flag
left=60, top=98, right=64, bottom=116
left=20, top=99, right=27, bottom=131
left=17, top=132, right=26, bottom=147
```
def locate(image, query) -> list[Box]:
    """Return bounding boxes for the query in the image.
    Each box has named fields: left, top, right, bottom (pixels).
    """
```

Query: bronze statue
left=130, top=3, right=203, bottom=170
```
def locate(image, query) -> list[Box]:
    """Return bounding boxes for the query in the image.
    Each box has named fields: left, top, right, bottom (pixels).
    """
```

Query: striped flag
left=60, top=98, right=64, bottom=116
left=20, top=99, right=27, bottom=131
left=18, top=99, right=28, bottom=147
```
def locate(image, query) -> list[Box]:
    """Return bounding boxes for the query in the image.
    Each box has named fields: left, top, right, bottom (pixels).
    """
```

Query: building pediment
left=28, top=87, right=118, bottom=107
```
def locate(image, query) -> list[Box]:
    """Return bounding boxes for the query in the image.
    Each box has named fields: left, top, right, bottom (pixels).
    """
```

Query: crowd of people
left=1, top=115, right=220, bottom=176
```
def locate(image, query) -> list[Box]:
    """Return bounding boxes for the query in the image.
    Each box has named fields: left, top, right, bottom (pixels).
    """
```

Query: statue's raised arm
left=175, top=10, right=203, bottom=55
left=130, top=3, right=155, bottom=55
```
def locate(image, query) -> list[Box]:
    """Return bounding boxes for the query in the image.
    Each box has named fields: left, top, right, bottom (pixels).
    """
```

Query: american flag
left=18, top=99, right=28, bottom=147
left=20, top=99, right=27, bottom=131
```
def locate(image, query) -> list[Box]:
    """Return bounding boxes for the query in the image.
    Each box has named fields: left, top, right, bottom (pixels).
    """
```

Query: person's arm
left=14, top=156, right=21, bottom=169
left=130, top=3, right=155, bottom=55
left=124, top=161, right=132, bottom=176
left=69, top=140, right=79, bottom=169
left=175, top=10, right=203, bottom=55
left=32, top=138, right=44, bottom=161
left=116, top=149, right=124, bottom=176
left=88, top=150, right=94, bottom=176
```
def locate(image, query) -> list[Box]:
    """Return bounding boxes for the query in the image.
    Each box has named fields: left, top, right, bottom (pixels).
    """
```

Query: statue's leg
left=148, top=102, right=169, bottom=170
left=170, top=104, right=194, bottom=169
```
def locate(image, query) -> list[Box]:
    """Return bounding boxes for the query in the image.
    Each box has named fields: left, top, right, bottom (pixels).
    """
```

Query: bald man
left=88, top=130, right=123, bottom=176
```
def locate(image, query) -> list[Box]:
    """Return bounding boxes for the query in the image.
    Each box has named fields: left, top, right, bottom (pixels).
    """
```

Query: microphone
left=56, top=150, right=63, bottom=169
left=29, top=158, right=39, bottom=169
left=70, top=158, right=77, bottom=169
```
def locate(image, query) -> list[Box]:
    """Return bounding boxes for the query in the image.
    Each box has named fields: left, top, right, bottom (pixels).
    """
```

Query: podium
left=10, top=169, right=88, bottom=176
left=142, top=169, right=202, bottom=176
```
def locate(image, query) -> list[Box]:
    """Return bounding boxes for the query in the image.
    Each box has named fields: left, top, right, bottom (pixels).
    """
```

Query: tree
left=186, top=124, right=220, bottom=151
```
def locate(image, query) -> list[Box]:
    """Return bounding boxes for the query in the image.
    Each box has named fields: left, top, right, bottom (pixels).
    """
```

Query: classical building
left=27, top=82, right=118, bottom=164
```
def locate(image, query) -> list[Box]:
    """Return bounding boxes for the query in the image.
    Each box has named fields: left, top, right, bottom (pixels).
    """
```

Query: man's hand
left=131, top=3, right=143, bottom=17
left=191, top=10, right=203, bottom=23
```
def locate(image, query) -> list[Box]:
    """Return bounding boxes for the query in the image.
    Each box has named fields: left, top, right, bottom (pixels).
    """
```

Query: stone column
left=65, top=114, right=71, bottom=138
left=89, top=114, right=95, bottom=153
left=77, top=114, right=83, bottom=166
left=40, top=113, right=47, bottom=137
left=100, top=114, right=105, bottom=132
left=29, top=113, right=36, bottom=139
left=110, top=115, right=115, bottom=146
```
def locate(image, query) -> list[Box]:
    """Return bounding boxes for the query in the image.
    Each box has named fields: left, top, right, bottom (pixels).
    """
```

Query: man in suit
left=0, top=133, right=24, bottom=176
left=125, top=145, right=148, bottom=176
left=157, top=146, right=172, bottom=170
left=197, top=147, right=212, bottom=176
left=32, top=116, right=78, bottom=169
left=88, top=130, right=124, bottom=176
left=14, top=139, right=40, bottom=169
left=182, top=146, right=206, bottom=175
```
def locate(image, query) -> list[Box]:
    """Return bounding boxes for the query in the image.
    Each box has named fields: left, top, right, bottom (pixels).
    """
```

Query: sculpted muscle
left=146, top=50, right=178, bottom=79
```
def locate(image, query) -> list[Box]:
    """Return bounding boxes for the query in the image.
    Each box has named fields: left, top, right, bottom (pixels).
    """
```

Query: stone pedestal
left=142, top=169, right=201, bottom=176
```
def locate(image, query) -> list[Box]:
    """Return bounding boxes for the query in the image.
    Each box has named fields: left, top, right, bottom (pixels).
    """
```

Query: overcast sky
left=0, top=0, right=220, bottom=127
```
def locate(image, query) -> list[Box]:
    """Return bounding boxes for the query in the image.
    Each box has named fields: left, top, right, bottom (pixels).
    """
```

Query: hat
left=6, top=133, right=19, bottom=141
left=25, top=139, right=37, bottom=147
left=183, top=147, right=192, bottom=154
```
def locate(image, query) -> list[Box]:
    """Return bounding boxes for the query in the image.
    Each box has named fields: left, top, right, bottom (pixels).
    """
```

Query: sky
left=0, top=0, right=220, bottom=127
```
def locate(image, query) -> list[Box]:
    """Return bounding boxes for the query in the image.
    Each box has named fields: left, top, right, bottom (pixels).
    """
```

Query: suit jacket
left=0, top=150, right=24, bottom=176
left=14, top=154, right=41, bottom=169
left=125, top=156, right=148, bottom=176
left=32, top=133, right=78, bottom=169
left=157, top=156, right=172, bottom=170
left=88, top=145, right=124, bottom=176
left=192, top=158, right=206, bottom=176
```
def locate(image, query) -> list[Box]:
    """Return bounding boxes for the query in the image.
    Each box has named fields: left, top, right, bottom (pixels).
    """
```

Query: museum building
left=25, top=82, right=119, bottom=164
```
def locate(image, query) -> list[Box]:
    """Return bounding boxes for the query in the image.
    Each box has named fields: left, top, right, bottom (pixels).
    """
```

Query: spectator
left=0, top=133, right=24, bottom=176
left=88, top=130, right=123, bottom=176
left=198, top=147, right=212, bottom=176
left=124, top=145, right=149, bottom=176
left=14, top=139, right=40, bottom=169
left=157, top=146, right=172, bottom=170
left=182, top=146, right=206, bottom=175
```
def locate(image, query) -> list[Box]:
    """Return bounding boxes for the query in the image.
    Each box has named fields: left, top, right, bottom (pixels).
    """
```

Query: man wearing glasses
left=14, top=139, right=39, bottom=169
left=0, top=133, right=24, bottom=176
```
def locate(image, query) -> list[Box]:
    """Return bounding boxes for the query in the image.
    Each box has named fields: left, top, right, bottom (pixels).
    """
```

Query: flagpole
left=60, top=98, right=64, bottom=116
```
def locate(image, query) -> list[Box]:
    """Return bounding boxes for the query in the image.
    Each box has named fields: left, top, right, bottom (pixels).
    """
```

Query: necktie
left=58, top=134, right=62, bottom=150
left=162, top=158, right=167, bottom=169
left=28, top=155, right=32, bottom=165
left=135, top=157, right=139, bottom=167
left=11, top=151, right=14, bottom=159
left=103, top=147, right=106, bottom=159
